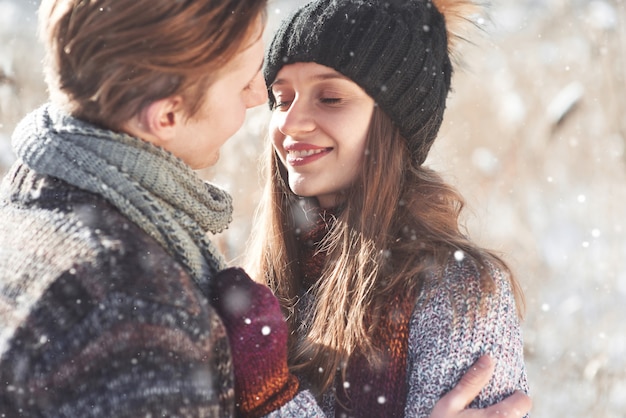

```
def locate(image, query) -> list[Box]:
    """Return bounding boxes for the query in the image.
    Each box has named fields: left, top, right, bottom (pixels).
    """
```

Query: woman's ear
left=122, top=96, right=185, bottom=145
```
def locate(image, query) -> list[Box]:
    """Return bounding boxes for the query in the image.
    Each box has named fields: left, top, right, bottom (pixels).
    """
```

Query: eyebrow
left=271, top=71, right=348, bottom=87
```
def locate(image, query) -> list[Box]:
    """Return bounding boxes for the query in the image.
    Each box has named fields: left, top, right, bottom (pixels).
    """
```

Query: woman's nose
left=275, top=96, right=316, bottom=136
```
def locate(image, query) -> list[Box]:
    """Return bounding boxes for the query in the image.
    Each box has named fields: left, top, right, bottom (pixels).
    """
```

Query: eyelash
left=274, top=101, right=291, bottom=110
left=273, top=97, right=342, bottom=110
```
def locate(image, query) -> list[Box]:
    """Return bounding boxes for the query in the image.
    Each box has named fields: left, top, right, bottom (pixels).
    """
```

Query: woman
left=236, top=0, right=529, bottom=416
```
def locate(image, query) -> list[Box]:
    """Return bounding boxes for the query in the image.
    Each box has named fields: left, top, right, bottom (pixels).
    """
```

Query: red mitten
left=210, top=268, right=299, bottom=417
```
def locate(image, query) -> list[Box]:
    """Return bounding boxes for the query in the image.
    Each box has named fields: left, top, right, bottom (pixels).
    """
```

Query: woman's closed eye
left=320, top=97, right=342, bottom=105
left=274, top=99, right=292, bottom=110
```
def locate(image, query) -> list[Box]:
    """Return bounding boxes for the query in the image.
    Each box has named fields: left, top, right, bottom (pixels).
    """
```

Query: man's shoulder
left=0, top=169, right=222, bottom=357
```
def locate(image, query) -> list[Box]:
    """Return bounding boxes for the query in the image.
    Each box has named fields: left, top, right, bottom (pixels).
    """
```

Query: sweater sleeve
left=263, top=389, right=326, bottom=417
left=0, top=208, right=236, bottom=417
left=404, top=258, right=529, bottom=417
left=0, top=266, right=235, bottom=417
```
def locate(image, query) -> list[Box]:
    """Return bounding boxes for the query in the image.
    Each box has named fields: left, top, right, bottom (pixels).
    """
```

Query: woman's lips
left=284, top=144, right=332, bottom=166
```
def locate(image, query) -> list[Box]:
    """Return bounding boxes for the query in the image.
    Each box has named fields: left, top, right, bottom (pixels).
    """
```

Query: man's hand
left=430, top=355, right=532, bottom=418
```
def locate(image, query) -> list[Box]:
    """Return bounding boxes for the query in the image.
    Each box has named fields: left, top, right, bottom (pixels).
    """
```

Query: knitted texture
left=403, top=258, right=529, bottom=416
left=264, top=0, right=452, bottom=165
left=296, top=212, right=415, bottom=417
left=0, top=104, right=238, bottom=416
left=209, top=268, right=299, bottom=417
left=262, top=390, right=322, bottom=417
left=270, top=211, right=529, bottom=417
left=0, top=164, right=234, bottom=416
left=335, top=293, right=415, bottom=418
left=289, top=260, right=529, bottom=417
left=12, top=103, right=232, bottom=294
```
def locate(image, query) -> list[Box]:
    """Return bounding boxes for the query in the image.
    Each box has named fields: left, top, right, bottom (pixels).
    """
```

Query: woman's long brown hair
left=246, top=106, right=525, bottom=396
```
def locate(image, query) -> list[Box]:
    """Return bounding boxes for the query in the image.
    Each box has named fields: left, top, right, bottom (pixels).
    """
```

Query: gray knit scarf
left=12, top=103, right=233, bottom=294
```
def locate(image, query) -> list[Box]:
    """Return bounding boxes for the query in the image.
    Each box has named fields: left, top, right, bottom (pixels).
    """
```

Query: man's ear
left=124, top=96, right=185, bottom=144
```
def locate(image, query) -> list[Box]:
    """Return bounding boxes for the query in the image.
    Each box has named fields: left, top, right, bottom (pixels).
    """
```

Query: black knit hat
left=264, top=0, right=454, bottom=165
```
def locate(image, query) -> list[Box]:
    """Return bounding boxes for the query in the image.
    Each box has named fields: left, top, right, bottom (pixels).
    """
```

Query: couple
left=0, top=0, right=530, bottom=417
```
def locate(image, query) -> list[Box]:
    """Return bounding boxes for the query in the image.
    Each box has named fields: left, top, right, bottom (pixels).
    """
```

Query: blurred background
left=1, top=0, right=624, bottom=416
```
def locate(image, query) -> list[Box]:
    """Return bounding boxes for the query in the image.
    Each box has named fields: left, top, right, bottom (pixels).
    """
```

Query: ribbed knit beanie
left=264, top=0, right=455, bottom=165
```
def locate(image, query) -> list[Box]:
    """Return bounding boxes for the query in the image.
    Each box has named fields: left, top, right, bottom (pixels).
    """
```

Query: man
left=0, top=1, right=267, bottom=416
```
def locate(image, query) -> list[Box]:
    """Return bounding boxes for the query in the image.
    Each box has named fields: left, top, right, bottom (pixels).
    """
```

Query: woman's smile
left=285, top=143, right=333, bottom=166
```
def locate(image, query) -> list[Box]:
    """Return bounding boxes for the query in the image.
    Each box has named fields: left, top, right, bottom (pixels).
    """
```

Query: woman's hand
left=430, top=355, right=532, bottom=418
